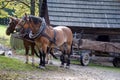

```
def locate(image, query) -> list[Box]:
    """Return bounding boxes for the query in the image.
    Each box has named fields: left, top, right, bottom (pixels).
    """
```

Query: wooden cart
left=73, top=38, right=120, bottom=67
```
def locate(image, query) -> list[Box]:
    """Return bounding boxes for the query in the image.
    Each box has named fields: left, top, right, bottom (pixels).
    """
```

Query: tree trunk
left=39, top=0, right=43, bottom=17
left=31, top=0, right=35, bottom=15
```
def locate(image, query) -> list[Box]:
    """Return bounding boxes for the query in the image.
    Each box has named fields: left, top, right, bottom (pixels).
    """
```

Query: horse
left=6, top=17, right=55, bottom=65
left=15, top=14, right=73, bottom=69
left=6, top=17, right=38, bottom=65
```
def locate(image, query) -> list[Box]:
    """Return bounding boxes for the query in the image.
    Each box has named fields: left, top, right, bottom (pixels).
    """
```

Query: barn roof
left=47, top=0, right=120, bottom=29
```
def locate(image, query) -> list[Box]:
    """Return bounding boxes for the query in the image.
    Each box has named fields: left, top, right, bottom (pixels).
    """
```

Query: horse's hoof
left=60, top=65, right=64, bottom=68
left=39, top=66, right=46, bottom=69
left=65, top=66, right=70, bottom=69
left=49, top=62, right=53, bottom=65
left=25, top=62, right=28, bottom=64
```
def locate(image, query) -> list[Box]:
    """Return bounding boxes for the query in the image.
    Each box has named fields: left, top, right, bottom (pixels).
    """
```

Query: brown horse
left=16, top=14, right=73, bottom=69
left=6, top=17, right=56, bottom=65
left=6, top=17, right=39, bottom=65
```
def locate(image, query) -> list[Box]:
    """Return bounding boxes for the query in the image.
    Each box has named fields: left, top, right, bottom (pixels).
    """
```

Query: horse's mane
left=23, top=15, right=42, bottom=24
left=23, top=15, right=54, bottom=30
left=29, top=15, right=42, bottom=24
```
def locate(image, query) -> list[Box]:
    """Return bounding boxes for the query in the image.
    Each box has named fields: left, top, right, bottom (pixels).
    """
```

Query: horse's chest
left=35, top=37, right=49, bottom=47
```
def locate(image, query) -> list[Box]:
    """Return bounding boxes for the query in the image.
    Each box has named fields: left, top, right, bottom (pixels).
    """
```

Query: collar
left=29, top=18, right=46, bottom=39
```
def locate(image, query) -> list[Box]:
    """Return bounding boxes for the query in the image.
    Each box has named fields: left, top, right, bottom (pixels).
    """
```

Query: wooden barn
left=41, top=0, right=120, bottom=35
left=40, top=0, right=120, bottom=51
left=40, top=0, right=120, bottom=67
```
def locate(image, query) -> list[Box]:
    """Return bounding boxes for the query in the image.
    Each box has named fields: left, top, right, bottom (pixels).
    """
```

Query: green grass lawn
left=0, top=56, right=37, bottom=71
left=0, top=25, right=10, bottom=47
left=0, top=56, right=60, bottom=72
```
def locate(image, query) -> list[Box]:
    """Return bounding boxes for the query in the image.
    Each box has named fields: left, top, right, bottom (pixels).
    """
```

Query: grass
left=0, top=56, right=38, bottom=71
left=0, top=56, right=61, bottom=72
left=0, top=56, right=60, bottom=80
left=0, top=25, right=10, bottom=47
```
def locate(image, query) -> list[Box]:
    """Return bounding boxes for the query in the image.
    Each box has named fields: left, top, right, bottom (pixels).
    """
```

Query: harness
left=29, top=18, right=57, bottom=45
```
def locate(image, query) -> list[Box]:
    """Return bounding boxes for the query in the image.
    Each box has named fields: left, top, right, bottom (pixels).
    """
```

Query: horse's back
left=54, top=26, right=73, bottom=44
left=54, top=26, right=72, bottom=34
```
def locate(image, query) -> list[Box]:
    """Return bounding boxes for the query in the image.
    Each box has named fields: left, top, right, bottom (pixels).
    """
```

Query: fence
left=10, top=34, right=24, bottom=50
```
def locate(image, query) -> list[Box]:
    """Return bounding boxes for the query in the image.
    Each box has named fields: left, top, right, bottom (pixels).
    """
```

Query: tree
left=30, top=0, right=35, bottom=15
left=0, top=0, right=9, bottom=17
left=0, top=0, right=43, bottom=17
left=39, top=0, right=42, bottom=17
left=0, top=0, right=33, bottom=17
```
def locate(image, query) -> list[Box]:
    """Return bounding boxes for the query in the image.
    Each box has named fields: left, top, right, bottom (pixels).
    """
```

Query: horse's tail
left=70, top=42, right=73, bottom=55
left=50, top=52, right=58, bottom=59
left=47, top=47, right=58, bottom=59
left=34, top=48, right=40, bottom=58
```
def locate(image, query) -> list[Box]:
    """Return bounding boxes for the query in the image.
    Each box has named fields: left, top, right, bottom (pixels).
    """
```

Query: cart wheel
left=80, top=52, right=90, bottom=66
left=113, top=57, right=120, bottom=67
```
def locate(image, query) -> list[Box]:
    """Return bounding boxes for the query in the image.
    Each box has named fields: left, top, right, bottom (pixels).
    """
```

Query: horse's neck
left=30, top=23, right=40, bottom=33
left=45, top=26, right=54, bottom=37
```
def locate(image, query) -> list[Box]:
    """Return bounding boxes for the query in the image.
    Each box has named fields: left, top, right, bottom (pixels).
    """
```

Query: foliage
left=0, top=0, right=9, bottom=17
left=0, top=0, right=40, bottom=18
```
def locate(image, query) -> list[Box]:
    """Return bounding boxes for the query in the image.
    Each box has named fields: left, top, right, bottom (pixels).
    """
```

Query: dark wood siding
left=47, top=0, right=120, bottom=29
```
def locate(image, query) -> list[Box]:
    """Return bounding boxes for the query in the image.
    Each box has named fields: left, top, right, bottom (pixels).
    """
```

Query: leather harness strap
left=29, top=17, right=57, bottom=45
left=41, top=29, right=57, bottom=45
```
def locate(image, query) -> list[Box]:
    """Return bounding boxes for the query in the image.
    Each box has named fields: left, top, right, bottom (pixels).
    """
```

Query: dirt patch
left=1, top=53, right=119, bottom=80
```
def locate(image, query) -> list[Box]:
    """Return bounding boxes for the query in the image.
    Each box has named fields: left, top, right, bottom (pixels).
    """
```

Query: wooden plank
left=80, top=39, right=120, bottom=53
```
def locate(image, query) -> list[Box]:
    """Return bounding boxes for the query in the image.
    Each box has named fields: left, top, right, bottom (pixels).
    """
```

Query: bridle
left=8, top=20, right=17, bottom=33
left=18, top=16, right=56, bottom=45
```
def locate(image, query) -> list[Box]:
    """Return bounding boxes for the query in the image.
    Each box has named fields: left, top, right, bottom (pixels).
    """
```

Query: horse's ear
left=24, top=13, right=30, bottom=21
left=25, top=13, right=28, bottom=18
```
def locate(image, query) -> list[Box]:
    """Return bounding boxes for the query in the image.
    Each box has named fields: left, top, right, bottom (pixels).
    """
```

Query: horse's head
left=15, top=13, right=42, bottom=34
left=6, top=17, right=20, bottom=35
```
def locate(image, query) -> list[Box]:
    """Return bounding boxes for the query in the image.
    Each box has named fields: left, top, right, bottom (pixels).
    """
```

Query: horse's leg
left=45, top=53, right=48, bottom=64
left=42, top=51, right=46, bottom=67
left=31, top=44, right=35, bottom=66
left=49, top=53, right=53, bottom=64
left=60, top=52, right=65, bottom=67
left=39, top=50, right=43, bottom=67
left=45, top=47, right=50, bottom=64
left=40, top=45, right=47, bottom=68
left=24, top=45, right=29, bottom=64
left=66, top=45, right=72, bottom=69
left=39, top=50, right=46, bottom=69
left=46, top=48, right=53, bottom=64
left=60, top=46, right=65, bottom=67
